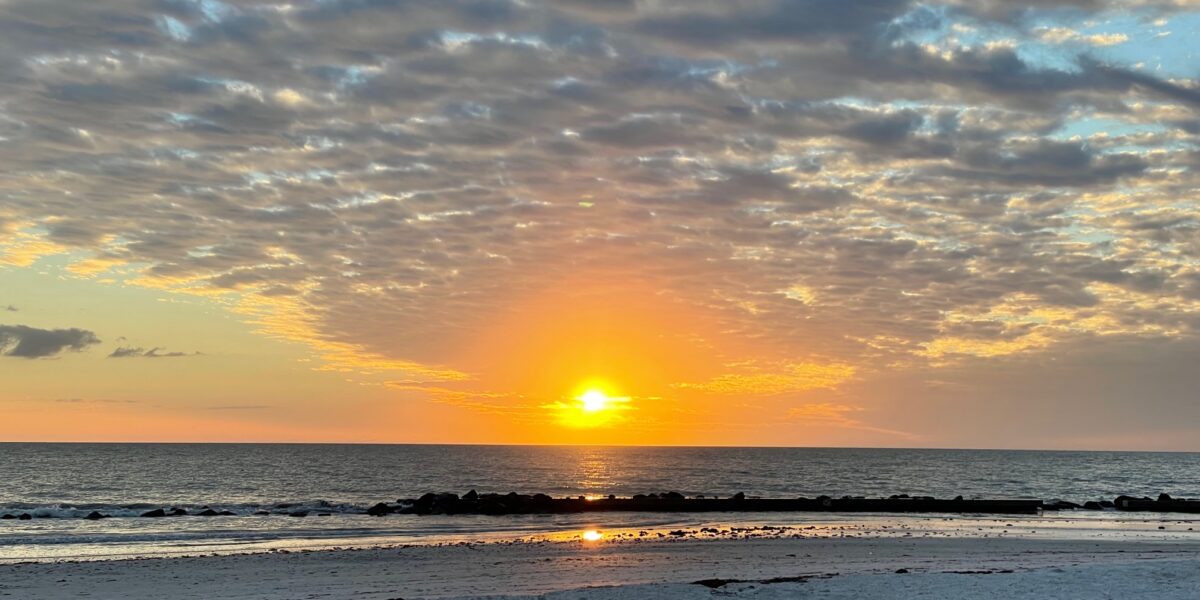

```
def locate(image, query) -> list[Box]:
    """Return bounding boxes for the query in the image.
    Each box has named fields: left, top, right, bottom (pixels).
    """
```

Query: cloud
left=107, top=346, right=198, bottom=358
left=52, top=397, right=138, bottom=404
left=675, top=363, right=858, bottom=395
left=1036, top=27, right=1129, bottom=46
left=787, top=402, right=919, bottom=439
left=0, top=325, right=100, bottom=358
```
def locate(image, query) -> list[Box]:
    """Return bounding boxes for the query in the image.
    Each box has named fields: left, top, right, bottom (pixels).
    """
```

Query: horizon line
left=1, top=440, right=1197, bottom=454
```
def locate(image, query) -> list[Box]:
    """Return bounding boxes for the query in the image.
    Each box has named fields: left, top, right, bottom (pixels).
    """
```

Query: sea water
left=2, top=444, right=1198, bottom=561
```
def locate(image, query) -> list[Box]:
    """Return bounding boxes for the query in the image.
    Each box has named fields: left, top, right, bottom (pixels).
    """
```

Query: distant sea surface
left=2, top=444, right=1198, bottom=561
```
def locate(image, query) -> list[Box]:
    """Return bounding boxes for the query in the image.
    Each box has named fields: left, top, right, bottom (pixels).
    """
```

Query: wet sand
left=2, top=527, right=1198, bottom=599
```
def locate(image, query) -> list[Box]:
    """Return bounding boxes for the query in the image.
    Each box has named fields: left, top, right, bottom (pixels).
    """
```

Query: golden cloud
left=674, top=361, right=857, bottom=395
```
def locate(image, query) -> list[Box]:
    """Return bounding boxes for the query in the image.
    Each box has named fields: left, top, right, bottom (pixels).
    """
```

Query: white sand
left=2, top=534, right=1198, bottom=599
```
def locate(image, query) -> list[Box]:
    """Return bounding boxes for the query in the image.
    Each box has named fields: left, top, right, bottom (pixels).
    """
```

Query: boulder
left=18, top=513, right=32, bottom=520
left=463, top=490, right=478, bottom=501
left=1099, top=500, right=1114, bottom=508
left=476, top=499, right=508, bottom=515
left=367, top=502, right=393, bottom=517
left=1158, top=493, right=1174, bottom=502
left=218, top=510, right=236, bottom=516
left=431, top=493, right=461, bottom=514
left=663, top=491, right=685, bottom=501
left=168, top=508, right=188, bottom=516
left=1082, top=501, right=1103, bottom=510
left=1043, top=500, right=1080, bottom=510
left=1114, top=495, right=1140, bottom=508
left=141, top=508, right=167, bottom=518
left=84, top=511, right=107, bottom=520
left=196, top=508, right=221, bottom=517
left=288, top=511, right=308, bottom=517
left=730, top=492, right=746, bottom=501
left=0, top=514, right=14, bottom=520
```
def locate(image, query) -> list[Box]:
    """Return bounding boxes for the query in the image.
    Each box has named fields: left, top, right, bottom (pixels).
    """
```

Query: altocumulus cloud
left=0, top=325, right=100, bottom=358
left=108, top=346, right=197, bottom=358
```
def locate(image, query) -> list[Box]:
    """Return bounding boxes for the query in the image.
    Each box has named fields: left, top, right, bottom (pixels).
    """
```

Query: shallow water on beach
left=2, top=443, right=1198, bottom=561
left=3, top=510, right=1199, bottom=563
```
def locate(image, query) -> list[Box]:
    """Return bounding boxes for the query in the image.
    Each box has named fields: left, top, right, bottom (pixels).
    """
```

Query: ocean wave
left=0, top=500, right=376, bottom=519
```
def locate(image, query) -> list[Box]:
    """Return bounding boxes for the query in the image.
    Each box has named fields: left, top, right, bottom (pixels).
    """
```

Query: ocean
left=2, top=444, right=1198, bottom=561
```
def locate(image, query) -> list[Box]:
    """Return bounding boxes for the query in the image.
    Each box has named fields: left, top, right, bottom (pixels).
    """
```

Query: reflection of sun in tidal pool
left=581, top=529, right=603, bottom=542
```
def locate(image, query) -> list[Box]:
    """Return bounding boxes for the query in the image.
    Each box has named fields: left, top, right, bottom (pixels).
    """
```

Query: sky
left=1, top=0, right=1199, bottom=449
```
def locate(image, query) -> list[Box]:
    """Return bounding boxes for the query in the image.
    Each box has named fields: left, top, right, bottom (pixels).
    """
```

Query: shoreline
left=4, top=508, right=1199, bottom=564
left=2, top=530, right=1198, bottom=599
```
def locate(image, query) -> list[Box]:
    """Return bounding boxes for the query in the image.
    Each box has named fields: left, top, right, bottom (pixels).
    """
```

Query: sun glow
left=579, top=389, right=612, bottom=412
left=581, top=529, right=604, bottom=542
left=548, top=382, right=633, bottom=429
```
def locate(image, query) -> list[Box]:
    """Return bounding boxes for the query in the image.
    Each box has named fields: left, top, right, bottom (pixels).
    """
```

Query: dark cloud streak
left=0, top=325, right=101, bottom=358
left=108, top=346, right=197, bottom=358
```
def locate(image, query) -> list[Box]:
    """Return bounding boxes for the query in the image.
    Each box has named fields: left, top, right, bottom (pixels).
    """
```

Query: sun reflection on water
left=581, top=529, right=604, bottom=542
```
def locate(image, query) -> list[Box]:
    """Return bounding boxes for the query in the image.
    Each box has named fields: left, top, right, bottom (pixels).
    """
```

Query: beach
left=2, top=533, right=1197, bottom=599
left=3, top=520, right=1199, bottom=599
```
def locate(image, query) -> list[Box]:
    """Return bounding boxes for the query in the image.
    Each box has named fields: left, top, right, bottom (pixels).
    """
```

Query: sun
left=578, top=389, right=611, bottom=413
left=550, top=382, right=632, bottom=428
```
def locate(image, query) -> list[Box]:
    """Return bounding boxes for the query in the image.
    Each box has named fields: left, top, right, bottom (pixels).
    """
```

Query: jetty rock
left=1114, top=494, right=1200, bottom=513
left=140, top=508, right=167, bottom=518
left=366, top=502, right=393, bottom=516
left=387, top=492, right=1047, bottom=516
